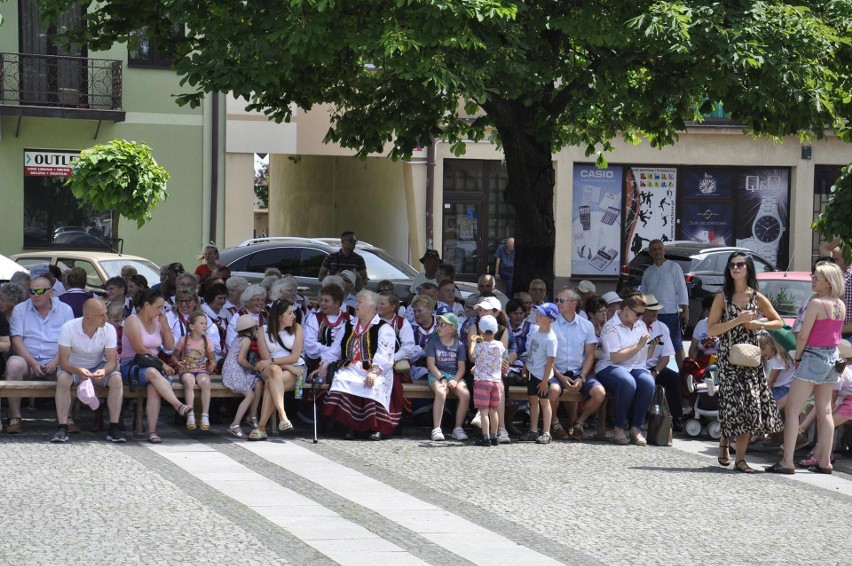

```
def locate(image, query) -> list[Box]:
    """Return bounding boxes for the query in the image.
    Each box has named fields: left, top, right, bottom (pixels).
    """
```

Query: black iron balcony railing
left=0, top=52, right=122, bottom=110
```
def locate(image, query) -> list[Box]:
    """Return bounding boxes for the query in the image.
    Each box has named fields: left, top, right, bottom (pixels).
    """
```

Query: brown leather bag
left=647, top=386, right=673, bottom=446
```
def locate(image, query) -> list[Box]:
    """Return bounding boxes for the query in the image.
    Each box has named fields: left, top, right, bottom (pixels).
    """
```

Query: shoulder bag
left=729, top=343, right=762, bottom=367
left=647, top=386, right=673, bottom=446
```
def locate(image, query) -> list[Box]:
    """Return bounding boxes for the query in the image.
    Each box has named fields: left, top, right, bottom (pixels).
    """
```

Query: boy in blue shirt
left=521, top=303, right=559, bottom=444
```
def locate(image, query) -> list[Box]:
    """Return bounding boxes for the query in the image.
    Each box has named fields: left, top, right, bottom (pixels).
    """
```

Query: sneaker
left=66, top=418, right=80, bottom=434
left=451, top=427, right=468, bottom=441
left=520, top=429, right=541, bottom=442
left=496, top=428, right=511, bottom=444
left=490, top=437, right=498, bottom=446
left=470, top=411, right=482, bottom=429
left=247, top=428, right=268, bottom=441
left=186, top=412, right=197, bottom=431
left=536, top=431, right=552, bottom=444
left=50, top=427, right=69, bottom=443
left=431, top=427, right=445, bottom=441
left=551, top=423, right=570, bottom=440
left=7, top=417, right=22, bottom=434
left=106, top=426, right=127, bottom=443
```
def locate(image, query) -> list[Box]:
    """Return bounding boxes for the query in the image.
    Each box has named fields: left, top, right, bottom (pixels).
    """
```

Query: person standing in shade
left=318, top=231, right=368, bottom=287
left=410, top=249, right=442, bottom=295
left=494, top=238, right=515, bottom=297
left=641, top=240, right=689, bottom=366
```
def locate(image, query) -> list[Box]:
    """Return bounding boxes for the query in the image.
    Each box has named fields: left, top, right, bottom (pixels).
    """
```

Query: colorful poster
left=733, top=168, right=791, bottom=269
left=571, top=164, right=623, bottom=276
left=623, top=167, right=677, bottom=260
left=680, top=203, right=734, bottom=245
left=680, top=167, right=734, bottom=200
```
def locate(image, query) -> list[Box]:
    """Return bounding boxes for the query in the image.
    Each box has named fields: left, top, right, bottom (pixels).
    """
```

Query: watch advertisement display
left=680, top=167, right=735, bottom=200
left=572, top=164, right=623, bottom=276
left=680, top=203, right=733, bottom=245
left=623, top=167, right=677, bottom=261
left=734, top=168, right=790, bottom=269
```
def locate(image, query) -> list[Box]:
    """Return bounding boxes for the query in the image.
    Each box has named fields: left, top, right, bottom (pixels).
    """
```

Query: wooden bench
left=1, top=379, right=608, bottom=440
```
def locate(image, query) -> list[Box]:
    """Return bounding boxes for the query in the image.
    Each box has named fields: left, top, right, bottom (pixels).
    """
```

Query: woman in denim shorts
left=768, top=261, right=846, bottom=475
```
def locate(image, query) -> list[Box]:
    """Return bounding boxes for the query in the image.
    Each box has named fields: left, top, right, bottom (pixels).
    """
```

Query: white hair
left=240, top=284, right=266, bottom=305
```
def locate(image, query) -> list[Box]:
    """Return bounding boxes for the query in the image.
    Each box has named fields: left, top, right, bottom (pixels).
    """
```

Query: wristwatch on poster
left=737, top=197, right=784, bottom=264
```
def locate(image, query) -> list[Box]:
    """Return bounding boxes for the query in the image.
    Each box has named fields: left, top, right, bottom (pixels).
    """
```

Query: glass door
left=442, top=200, right=484, bottom=280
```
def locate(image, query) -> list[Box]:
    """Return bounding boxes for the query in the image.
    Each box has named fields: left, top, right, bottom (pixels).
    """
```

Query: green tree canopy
left=40, top=0, right=852, bottom=288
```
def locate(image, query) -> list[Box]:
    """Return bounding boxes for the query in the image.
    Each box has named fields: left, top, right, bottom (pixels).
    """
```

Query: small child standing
left=521, top=303, right=559, bottom=444
left=172, top=313, right=217, bottom=431
left=106, top=301, right=126, bottom=357
left=759, top=331, right=796, bottom=412
left=469, top=315, right=506, bottom=446
left=221, top=314, right=263, bottom=439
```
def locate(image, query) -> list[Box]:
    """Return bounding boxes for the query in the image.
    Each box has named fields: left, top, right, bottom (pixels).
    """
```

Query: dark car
left=616, top=241, right=776, bottom=336
left=218, top=237, right=500, bottom=305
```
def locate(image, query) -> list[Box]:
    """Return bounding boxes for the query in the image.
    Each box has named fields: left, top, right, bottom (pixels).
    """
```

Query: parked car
left=218, top=237, right=503, bottom=304
left=757, top=271, right=813, bottom=327
left=10, top=251, right=161, bottom=295
left=617, top=241, right=776, bottom=337
left=0, top=254, right=29, bottom=282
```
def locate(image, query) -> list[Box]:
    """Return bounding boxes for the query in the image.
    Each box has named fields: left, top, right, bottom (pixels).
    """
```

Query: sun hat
left=534, top=302, right=559, bottom=321
left=769, top=326, right=797, bottom=353
left=643, top=294, right=663, bottom=311
left=838, top=339, right=852, bottom=359
left=76, top=378, right=100, bottom=410
left=235, top=314, right=257, bottom=332
left=420, top=249, right=441, bottom=262
left=29, top=263, right=51, bottom=279
left=474, top=296, right=501, bottom=311
left=602, top=291, right=622, bottom=305
left=478, top=314, right=498, bottom=334
left=438, top=312, right=459, bottom=330
left=577, top=280, right=596, bottom=294
left=339, top=270, right=357, bottom=285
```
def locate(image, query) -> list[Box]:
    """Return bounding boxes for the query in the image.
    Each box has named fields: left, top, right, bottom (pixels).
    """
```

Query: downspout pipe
left=425, top=138, right=436, bottom=248
left=208, top=93, right=220, bottom=244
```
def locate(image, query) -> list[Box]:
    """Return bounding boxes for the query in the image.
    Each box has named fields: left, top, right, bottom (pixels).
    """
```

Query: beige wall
left=268, top=154, right=411, bottom=261
left=223, top=153, right=257, bottom=247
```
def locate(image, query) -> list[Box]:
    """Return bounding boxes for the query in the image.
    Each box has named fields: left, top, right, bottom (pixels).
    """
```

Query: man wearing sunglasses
left=318, top=230, right=368, bottom=287
left=641, top=239, right=689, bottom=367
left=5, top=277, right=74, bottom=434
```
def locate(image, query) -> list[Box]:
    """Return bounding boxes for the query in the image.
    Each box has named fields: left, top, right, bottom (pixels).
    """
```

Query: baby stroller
left=684, top=364, right=722, bottom=439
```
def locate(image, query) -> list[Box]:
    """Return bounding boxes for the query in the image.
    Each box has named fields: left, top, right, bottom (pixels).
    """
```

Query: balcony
left=0, top=52, right=125, bottom=121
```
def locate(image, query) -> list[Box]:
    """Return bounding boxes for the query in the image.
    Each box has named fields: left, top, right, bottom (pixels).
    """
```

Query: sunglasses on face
left=629, top=307, right=646, bottom=316
left=728, top=262, right=747, bottom=270
left=30, top=288, right=50, bottom=295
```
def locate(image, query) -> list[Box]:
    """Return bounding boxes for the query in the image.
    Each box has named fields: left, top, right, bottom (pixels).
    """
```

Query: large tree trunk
left=486, top=100, right=557, bottom=299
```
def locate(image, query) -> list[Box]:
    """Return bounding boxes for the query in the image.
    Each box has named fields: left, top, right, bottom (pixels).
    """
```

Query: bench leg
left=135, top=398, right=145, bottom=437
left=596, top=398, right=608, bottom=440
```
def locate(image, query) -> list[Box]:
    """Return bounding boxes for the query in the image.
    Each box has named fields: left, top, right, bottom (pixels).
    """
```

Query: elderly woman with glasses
left=594, top=293, right=656, bottom=446
left=707, top=252, right=783, bottom=473
left=320, top=289, right=399, bottom=440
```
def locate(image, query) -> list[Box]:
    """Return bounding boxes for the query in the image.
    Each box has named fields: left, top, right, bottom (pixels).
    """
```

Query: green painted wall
left=0, top=3, right=222, bottom=269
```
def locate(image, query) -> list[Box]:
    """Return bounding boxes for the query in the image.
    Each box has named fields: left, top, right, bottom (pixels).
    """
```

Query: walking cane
left=312, top=375, right=321, bottom=444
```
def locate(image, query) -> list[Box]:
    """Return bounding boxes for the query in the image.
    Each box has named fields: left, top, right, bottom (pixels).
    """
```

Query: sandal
left=571, top=423, right=585, bottom=440
left=734, top=460, right=755, bottom=474
left=808, top=464, right=833, bottom=474
left=200, top=414, right=210, bottom=431
left=798, top=452, right=836, bottom=468
left=228, top=424, right=246, bottom=439
left=147, top=432, right=162, bottom=444
left=764, top=462, right=795, bottom=475
left=178, top=404, right=192, bottom=417
left=279, top=418, right=294, bottom=432
left=717, top=440, right=731, bottom=467
left=244, top=416, right=258, bottom=429
left=629, top=429, right=647, bottom=447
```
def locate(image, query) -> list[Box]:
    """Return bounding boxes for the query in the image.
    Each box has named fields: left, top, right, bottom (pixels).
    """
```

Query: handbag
left=729, top=343, right=762, bottom=367
left=647, top=386, right=673, bottom=446
left=133, top=353, right=164, bottom=371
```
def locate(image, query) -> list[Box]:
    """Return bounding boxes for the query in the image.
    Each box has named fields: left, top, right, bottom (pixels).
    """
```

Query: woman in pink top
left=769, top=261, right=846, bottom=475
left=120, top=288, right=192, bottom=443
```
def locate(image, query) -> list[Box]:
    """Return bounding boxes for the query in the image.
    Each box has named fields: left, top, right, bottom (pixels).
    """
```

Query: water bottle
left=294, top=373, right=305, bottom=399
left=650, top=404, right=661, bottom=415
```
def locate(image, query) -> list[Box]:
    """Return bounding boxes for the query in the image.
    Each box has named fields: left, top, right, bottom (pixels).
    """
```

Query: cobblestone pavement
left=1, top=409, right=849, bottom=565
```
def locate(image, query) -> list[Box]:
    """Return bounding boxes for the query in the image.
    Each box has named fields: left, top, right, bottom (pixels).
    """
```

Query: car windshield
left=760, top=279, right=812, bottom=317
left=99, top=259, right=161, bottom=285
left=360, top=249, right=418, bottom=281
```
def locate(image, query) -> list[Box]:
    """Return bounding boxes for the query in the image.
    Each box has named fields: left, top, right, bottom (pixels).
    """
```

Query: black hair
left=505, top=298, right=524, bottom=314
left=438, top=263, right=456, bottom=280
left=136, top=288, right=163, bottom=310
left=203, top=283, right=228, bottom=305
left=128, top=273, right=148, bottom=289
left=105, top=276, right=127, bottom=293
left=267, top=299, right=296, bottom=348
left=585, top=296, right=606, bottom=316
left=341, top=230, right=355, bottom=239
left=722, top=252, right=759, bottom=299
left=701, top=295, right=715, bottom=312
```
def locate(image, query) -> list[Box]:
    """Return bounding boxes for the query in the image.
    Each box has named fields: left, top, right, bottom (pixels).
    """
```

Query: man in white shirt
left=641, top=294, right=684, bottom=431
left=409, top=249, right=442, bottom=295
left=641, top=240, right=689, bottom=366
left=53, top=299, right=125, bottom=443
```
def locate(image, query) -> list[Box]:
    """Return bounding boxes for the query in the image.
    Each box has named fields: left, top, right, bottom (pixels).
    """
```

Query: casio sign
left=580, top=170, right=614, bottom=179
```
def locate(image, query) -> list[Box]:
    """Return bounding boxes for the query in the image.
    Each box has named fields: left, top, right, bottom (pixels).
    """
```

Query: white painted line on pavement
left=239, top=440, right=564, bottom=566
left=672, top=437, right=852, bottom=496
left=145, top=440, right=429, bottom=566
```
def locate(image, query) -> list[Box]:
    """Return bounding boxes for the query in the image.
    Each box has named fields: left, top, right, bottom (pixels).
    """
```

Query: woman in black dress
left=707, top=252, right=783, bottom=473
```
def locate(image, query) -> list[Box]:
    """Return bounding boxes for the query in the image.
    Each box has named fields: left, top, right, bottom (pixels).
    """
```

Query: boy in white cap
left=469, top=314, right=506, bottom=446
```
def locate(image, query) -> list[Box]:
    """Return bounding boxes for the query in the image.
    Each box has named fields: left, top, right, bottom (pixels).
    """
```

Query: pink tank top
left=807, top=301, right=843, bottom=347
left=120, top=314, right=163, bottom=362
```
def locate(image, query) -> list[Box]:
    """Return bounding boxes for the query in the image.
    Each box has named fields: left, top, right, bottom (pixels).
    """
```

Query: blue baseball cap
left=534, top=302, right=559, bottom=321
left=435, top=304, right=452, bottom=316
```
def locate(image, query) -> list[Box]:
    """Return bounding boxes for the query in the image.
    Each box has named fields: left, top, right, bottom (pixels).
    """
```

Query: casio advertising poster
left=572, top=164, right=623, bottom=276
left=623, top=167, right=677, bottom=261
left=734, top=168, right=790, bottom=269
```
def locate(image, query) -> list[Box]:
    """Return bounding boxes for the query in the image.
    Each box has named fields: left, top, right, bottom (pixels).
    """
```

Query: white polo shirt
left=595, top=313, right=649, bottom=373
left=58, top=318, right=117, bottom=368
